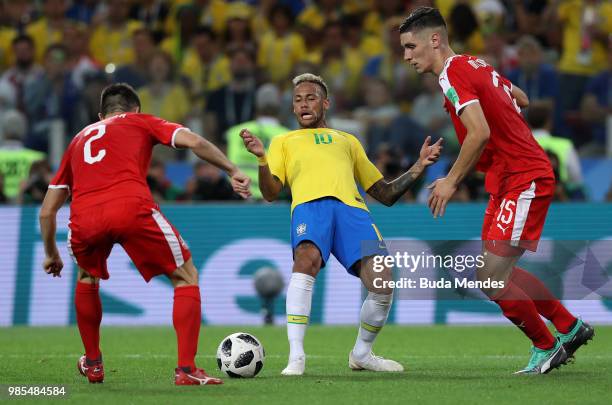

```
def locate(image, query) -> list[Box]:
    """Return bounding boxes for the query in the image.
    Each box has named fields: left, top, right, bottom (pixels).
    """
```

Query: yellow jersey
left=558, top=0, right=612, bottom=75
left=89, top=20, right=143, bottom=66
left=25, top=18, right=63, bottom=63
left=267, top=128, right=383, bottom=212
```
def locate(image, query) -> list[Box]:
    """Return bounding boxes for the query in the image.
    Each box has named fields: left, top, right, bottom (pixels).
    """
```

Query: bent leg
left=349, top=257, right=400, bottom=371
left=509, top=267, right=576, bottom=333
left=480, top=250, right=556, bottom=350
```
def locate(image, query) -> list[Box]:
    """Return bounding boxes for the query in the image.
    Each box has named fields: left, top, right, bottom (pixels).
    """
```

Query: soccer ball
left=216, top=332, right=265, bottom=378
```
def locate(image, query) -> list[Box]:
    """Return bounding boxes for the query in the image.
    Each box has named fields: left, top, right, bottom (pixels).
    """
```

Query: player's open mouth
left=301, top=112, right=314, bottom=120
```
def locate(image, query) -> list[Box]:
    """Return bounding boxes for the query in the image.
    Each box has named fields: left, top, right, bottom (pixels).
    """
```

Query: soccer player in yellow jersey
left=241, top=73, right=443, bottom=376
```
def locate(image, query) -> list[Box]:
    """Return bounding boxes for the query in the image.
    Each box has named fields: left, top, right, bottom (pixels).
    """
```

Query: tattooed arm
left=367, top=137, right=443, bottom=206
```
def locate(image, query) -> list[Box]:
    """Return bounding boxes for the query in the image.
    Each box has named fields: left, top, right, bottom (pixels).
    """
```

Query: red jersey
left=50, top=113, right=184, bottom=211
left=439, top=55, right=553, bottom=194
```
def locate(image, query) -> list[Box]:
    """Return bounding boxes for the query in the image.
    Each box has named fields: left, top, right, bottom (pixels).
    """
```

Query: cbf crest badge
left=296, top=223, right=307, bottom=236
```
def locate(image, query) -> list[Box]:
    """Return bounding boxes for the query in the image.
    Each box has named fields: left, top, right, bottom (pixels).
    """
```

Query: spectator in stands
left=448, top=3, right=485, bottom=55
left=335, top=16, right=385, bottom=107
left=226, top=83, right=289, bottom=200
left=89, top=0, right=143, bottom=67
left=353, top=77, right=400, bottom=150
left=165, top=0, right=229, bottom=36
left=0, top=0, right=33, bottom=31
left=113, top=28, right=156, bottom=90
left=66, top=0, right=99, bottom=25
left=362, top=0, right=405, bottom=37
left=24, top=44, right=81, bottom=151
left=580, top=37, right=611, bottom=150
left=0, top=35, right=43, bottom=113
left=546, top=150, right=569, bottom=201
left=318, top=21, right=353, bottom=111
left=506, top=35, right=560, bottom=129
left=0, top=1, right=33, bottom=70
left=161, top=4, right=200, bottom=66
left=554, top=0, right=612, bottom=138
left=0, top=109, right=45, bottom=203
left=527, top=101, right=585, bottom=199
left=409, top=73, right=456, bottom=153
left=130, top=0, right=171, bottom=43
left=180, top=27, right=230, bottom=111
left=138, top=51, right=190, bottom=125
left=147, top=158, right=181, bottom=203
left=506, top=36, right=559, bottom=105
left=511, top=0, right=554, bottom=46
left=251, top=0, right=276, bottom=42
left=205, top=45, right=257, bottom=144
left=63, top=21, right=99, bottom=90
left=223, top=2, right=255, bottom=50
left=297, top=0, right=354, bottom=32
left=258, top=4, right=306, bottom=85
left=26, top=0, right=69, bottom=63
left=78, top=70, right=111, bottom=126
left=18, top=159, right=52, bottom=204
left=183, top=161, right=239, bottom=201
left=363, top=17, right=421, bottom=105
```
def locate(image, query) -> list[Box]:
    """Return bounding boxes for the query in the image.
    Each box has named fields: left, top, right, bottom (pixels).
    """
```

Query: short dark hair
left=399, top=7, right=446, bottom=34
left=526, top=102, right=552, bottom=129
left=99, top=83, right=141, bottom=117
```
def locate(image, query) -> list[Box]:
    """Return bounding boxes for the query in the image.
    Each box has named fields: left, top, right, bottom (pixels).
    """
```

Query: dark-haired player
left=39, top=83, right=250, bottom=385
left=398, top=7, right=594, bottom=374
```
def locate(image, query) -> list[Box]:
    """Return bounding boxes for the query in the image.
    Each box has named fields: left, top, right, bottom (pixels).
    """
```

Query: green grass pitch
left=1, top=325, right=610, bottom=404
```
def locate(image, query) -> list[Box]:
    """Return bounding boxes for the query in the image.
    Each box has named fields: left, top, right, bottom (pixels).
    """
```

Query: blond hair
left=292, top=73, right=329, bottom=98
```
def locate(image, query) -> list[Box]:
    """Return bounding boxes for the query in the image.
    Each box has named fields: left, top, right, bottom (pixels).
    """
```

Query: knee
left=169, top=259, right=199, bottom=287
left=77, top=267, right=99, bottom=284
left=293, top=243, right=321, bottom=277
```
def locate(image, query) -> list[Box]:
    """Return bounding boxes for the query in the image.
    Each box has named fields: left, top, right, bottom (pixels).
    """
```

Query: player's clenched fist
left=240, top=129, right=265, bottom=157
left=43, top=254, right=63, bottom=277
left=230, top=169, right=252, bottom=199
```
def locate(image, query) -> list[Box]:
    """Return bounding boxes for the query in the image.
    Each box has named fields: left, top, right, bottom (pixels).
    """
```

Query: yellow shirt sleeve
left=349, top=135, right=382, bottom=191
left=267, top=135, right=286, bottom=185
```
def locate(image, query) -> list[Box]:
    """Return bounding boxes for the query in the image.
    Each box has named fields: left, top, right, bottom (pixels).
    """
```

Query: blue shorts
left=290, top=197, right=386, bottom=276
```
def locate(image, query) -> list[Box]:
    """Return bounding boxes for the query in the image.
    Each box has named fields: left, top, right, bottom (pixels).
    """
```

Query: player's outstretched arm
left=174, top=129, right=251, bottom=198
left=39, top=188, right=69, bottom=277
left=428, top=103, right=489, bottom=218
left=367, top=136, right=443, bottom=206
left=239, top=129, right=283, bottom=202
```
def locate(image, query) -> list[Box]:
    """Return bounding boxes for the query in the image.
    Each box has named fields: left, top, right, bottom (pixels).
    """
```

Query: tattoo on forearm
left=367, top=161, right=424, bottom=206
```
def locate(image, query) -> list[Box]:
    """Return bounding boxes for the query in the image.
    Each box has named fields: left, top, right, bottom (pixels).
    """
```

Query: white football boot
left=349, top=351, right=404, bottom=372
left=281, top=355, right=305, bottom=376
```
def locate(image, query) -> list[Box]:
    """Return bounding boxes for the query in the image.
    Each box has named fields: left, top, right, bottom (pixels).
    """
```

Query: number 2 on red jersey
left=83, top=124, right=107, bottom=164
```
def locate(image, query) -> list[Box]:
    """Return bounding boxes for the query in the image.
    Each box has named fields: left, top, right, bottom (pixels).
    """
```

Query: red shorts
left=67, top=197, right=192, bottom=281
left=481, top=177, right=554, bottom=256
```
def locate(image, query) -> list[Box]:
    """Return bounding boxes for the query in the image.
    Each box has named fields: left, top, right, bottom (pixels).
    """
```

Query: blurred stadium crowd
left=0, top=0, right=610, bottom=204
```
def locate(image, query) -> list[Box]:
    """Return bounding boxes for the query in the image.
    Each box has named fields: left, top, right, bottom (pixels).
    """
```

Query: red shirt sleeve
left=49, top=142, right=74, bottom=191
left=141, top=114, right=187, bottom=148
left=439, top=57, right=479, bottom=113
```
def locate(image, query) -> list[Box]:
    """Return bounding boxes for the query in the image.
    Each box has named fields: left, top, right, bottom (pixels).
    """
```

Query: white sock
left=352, top=292, right=392, bottom=360
left=286, top=272, right=315, bottom=362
